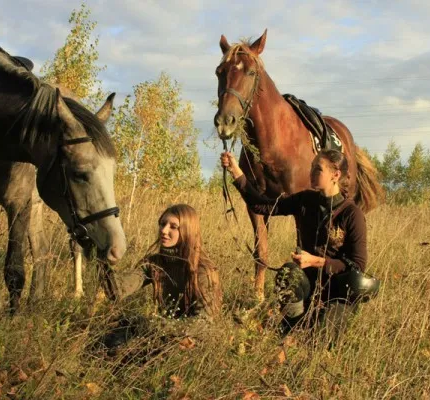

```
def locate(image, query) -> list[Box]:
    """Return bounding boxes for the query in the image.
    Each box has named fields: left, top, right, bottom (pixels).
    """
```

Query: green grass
left=0, top=187, right=429, bottom=399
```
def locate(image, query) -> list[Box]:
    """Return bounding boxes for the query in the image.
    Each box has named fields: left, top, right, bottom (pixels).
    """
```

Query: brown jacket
left=233, top=175, right=367, bottom=274
left=113, top=247, right=222, bottom=321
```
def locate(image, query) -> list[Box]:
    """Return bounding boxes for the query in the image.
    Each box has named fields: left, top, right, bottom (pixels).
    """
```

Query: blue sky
left=2, top=0, right=430, bottom=179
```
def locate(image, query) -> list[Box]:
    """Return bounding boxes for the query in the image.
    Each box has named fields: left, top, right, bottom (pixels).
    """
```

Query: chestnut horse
left=214, top=30, right=382, bottom=301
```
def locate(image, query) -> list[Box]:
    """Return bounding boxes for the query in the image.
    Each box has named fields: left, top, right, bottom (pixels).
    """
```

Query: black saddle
left=12, top=55, right=34, bottom=71
left=283, top=93, right=332, bottom=150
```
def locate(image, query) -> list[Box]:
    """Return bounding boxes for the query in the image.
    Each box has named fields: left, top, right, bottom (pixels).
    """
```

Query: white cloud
left=2, top=0, right=430, bottom=178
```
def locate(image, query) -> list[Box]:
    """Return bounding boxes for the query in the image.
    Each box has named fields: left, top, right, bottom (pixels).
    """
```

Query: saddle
left=282, top=94, right=342, bottom=153
left=0, top=46, right=34, bottom=72
left=13, top=56, right=34, bottom=71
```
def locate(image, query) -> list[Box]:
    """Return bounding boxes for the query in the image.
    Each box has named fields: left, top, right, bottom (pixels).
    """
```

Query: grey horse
left=0, top=51, right=124, bottom=311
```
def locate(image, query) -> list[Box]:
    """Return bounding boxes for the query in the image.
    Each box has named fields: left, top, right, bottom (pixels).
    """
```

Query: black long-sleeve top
left=233, top=175, right=367, bottom=273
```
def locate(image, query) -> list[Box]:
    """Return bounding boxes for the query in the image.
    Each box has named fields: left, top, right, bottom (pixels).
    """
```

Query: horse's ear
left=96, top=92, right=116, bottom=124
left=56, top=89, right=79, bottom=129
left=250, top=29, right=267, bottom=55
left=220, top=34, right=230, bottom=54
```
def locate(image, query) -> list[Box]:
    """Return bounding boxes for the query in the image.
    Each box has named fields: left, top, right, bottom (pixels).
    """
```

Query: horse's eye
left=71, top=171, right=89, bottom=183
left=248, top=70, right=256, bottom=76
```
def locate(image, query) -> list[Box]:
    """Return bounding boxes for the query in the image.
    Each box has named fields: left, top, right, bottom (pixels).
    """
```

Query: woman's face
left=310, top=156, right=338, bottom=191
left=158, top=213, right=181, bottom=247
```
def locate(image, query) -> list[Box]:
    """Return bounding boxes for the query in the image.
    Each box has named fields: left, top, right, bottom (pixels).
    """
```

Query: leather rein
left=218, top=55, right=260, bottom=223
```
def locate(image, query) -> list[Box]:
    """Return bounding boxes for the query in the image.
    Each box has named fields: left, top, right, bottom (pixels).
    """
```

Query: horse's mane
left=221, top=40, right=265, bottom=70
left=0, top=47, right=115, bottom=158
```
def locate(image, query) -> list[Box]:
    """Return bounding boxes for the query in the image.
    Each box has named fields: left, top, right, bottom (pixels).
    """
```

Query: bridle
left=37, top=136, right=120, bottom=244
left=57, top=136, right=120, bottom=242
left=217, top=51, right=260, bottom=128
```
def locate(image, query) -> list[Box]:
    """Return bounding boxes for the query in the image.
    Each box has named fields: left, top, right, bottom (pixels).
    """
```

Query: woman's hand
left=291, top=250, right=325, bottom=269
left=220, top=151, right=244, bottom=180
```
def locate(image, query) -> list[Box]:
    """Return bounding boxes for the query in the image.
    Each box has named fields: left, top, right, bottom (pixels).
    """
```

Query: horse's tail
left=354, top=145, right=384, bottom=213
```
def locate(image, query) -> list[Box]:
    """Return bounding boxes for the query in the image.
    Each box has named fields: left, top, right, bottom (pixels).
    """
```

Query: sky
left=2, top=0, right=430, bottom=179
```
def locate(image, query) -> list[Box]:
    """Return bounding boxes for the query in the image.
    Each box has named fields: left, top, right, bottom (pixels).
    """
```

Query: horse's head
left=214, top=29, right=267, bottom=140
left=36, top=92, right=127, bottom=265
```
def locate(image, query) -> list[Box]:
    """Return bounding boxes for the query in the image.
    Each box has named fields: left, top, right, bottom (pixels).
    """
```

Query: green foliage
left=113, top=72, right=203, bottom=190
left=40, top=3, right=106, bottom=109
left=378, top=140, right=404, bottom=191
left=403, top=143, right=427, bottom=202
left=372, top=140, right=430, bottom=204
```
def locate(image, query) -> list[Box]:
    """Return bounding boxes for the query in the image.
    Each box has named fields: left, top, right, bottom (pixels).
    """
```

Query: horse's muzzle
left=214, top=113, right=236, bottom=140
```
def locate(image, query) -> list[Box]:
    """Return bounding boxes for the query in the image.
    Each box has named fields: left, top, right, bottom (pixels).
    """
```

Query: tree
left=403, top=143, right=427, bottom=202
left=424, top=150, right=430, bottom=187
left=40, top=3, right=105, bottom=108
left=113, top=72, right=203, bottom=219
left=378, top=140, right=405, bottom=192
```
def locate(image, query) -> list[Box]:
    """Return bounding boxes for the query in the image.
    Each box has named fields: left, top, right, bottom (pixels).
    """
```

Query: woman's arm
left=221, top=152, right=299, bottom=216
left=324, top=206, right=367, bottom=274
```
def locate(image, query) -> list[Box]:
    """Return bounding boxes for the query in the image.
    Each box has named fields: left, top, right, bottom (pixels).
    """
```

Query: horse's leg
left=28, top=187, right=50, bottom=302
left=4, top=202, right=31, bottom=314
left=248, top=208, right=269, bottom=302
left=69, top=240, right=84, bottom=298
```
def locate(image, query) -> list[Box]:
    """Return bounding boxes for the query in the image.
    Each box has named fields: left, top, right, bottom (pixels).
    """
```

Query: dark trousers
left=275, top=263, right=356, bottom=335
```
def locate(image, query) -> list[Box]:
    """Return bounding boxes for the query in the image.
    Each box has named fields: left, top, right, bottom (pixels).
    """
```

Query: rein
left=219, top=55, right=262, bottom=256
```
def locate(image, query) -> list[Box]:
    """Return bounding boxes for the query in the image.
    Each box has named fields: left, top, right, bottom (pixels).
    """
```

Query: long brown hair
left=146, top=204, right=220, bottom=315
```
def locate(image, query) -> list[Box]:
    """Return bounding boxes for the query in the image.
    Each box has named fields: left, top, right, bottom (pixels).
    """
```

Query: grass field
left=1, top=185, right=429, bottom=399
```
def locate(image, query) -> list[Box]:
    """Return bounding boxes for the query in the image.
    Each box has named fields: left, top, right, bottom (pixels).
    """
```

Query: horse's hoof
left=74, top=291, right=84, bottom=299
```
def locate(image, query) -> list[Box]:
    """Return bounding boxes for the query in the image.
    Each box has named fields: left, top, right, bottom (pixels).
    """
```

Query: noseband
left=59, top=136, right=120, bottom=242
left=218, top=54, right=260, bottom=125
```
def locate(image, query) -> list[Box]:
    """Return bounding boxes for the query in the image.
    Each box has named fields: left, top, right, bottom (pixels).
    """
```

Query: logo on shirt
left=328, top=225, right=345, bottom=249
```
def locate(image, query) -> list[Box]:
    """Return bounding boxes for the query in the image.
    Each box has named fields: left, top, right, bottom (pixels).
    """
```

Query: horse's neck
left=0, top=83, right=57, bottom=166
left=0, top=111, right=52, bottom=166
left=248, top=71, right=296, bottom=155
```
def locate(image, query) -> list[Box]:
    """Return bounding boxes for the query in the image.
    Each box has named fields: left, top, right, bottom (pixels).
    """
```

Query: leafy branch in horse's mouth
left=232, top=117, right=261, bottom=163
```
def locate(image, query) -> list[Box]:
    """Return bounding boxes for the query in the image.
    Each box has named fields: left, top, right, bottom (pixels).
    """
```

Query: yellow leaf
left=86, top=382, right=103, bottom=396
left=283, top=335, right=298, bottom=348
left=179, top=337, right=196, bottom=350
left=242, top=391, right=260, bottom=399
left=169, top=375, right=182, bottom=390
left=276, top=349, right=286, bottom=364
left=278, top=384, right=292, bottom=397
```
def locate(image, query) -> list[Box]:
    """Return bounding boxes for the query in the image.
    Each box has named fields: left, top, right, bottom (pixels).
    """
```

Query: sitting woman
left=221, top=149, right=372, bottom=333
left=113, top=203, right=222, bottom=321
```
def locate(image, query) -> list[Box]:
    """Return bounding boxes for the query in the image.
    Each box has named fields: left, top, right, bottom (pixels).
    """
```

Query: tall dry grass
left=0, top=185, right=429, bottom=399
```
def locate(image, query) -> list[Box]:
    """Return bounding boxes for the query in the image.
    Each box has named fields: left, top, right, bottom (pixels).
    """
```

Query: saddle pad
left=283, top=93, right=342, bottom=153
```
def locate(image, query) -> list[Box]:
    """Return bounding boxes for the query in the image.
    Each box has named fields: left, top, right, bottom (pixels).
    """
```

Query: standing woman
left=114, top=204, right=222, bottom=321
left=221, top=149, right=376, bottom=333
